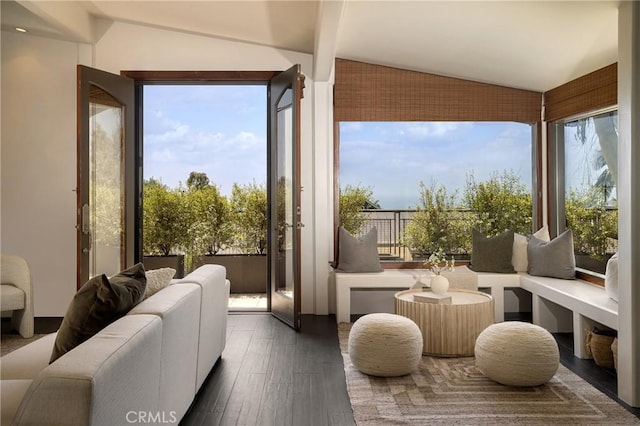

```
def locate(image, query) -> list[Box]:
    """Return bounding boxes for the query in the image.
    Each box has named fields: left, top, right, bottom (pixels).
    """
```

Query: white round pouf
left=475, top=321, right=559, bottom=387
left=348, top=313, right=423, bottom=377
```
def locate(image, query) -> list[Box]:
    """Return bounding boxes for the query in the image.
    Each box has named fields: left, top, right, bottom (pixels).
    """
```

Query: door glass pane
left=89, top=85, right=124, bottom=278
left=277, top=88, right=293, bottom=298
left=564, top=110, right=618, bottom=273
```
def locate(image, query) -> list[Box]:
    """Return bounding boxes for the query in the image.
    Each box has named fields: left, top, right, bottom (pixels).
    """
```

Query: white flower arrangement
left=425, top=248, right=455, bottom=275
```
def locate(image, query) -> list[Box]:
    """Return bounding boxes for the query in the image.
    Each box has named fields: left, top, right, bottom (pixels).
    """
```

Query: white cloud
left=339, top=122, right=532, bottom=208
left=144, top=119, right=266, bottom=192
left=401, top=122, right=470, bottom=139
left=340, top=122, right=363, bottom=132
left=143, top=85, right=268, bottom=194
left=150, top=148, right=175, bottom=163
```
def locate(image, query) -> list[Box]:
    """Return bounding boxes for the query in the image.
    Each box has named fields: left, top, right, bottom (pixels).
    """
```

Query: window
left=552, top=109, right=618, bottom=274
left=338, top=121, right=535, bottom=263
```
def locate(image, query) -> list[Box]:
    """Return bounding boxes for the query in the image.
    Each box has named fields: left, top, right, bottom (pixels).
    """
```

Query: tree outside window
left=563, top=110, right=618, bottom=273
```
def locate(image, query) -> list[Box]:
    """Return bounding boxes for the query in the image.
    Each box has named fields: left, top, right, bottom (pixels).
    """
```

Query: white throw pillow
left=144, top=267, right=176, bottom=298
left=512, top=225, right=550, bottom=272
left=605, top=252, right=618, bottom=302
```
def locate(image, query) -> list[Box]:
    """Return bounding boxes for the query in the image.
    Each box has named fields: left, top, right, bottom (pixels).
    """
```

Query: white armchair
left=1, top=254, right=34, bottom=338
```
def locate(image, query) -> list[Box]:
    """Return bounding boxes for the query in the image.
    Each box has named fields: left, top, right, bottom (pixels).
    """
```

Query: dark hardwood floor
left=502, top=313, right=639, bottom=418
left=181, top=314, right=355, bottom=426
left=8, top=314, right=638, bottom=423
left=183, top=313, right=639, bottom=425
left=553, top=332, right=640, bottom=418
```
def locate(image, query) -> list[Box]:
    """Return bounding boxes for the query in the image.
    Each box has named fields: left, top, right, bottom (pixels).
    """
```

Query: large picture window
left=338, top=121, right=534, bottom=263
left=554, top=110, right=618, bottom=274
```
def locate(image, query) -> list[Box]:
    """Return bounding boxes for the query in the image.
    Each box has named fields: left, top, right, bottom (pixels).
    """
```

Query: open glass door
left=269, top=65, right=303, bottom=329
left=77, top=66, right=135, bottom=288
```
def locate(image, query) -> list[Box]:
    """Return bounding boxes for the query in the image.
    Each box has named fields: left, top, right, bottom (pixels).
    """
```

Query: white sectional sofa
left=0, top=264, right=230, bottom=426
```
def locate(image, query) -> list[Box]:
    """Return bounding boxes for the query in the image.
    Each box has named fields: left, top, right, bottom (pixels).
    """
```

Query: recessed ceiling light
left=15, top=27, right=27, bottom=33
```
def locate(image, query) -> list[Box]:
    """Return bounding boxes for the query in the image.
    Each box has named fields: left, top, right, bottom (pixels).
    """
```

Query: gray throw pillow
left=50, top=263, right=147, bottom=363
left=527, top=229, right=576, bottom=279
left=469, top=229, right=515, bottom=273
left=336, top=226, right=383, bottom=273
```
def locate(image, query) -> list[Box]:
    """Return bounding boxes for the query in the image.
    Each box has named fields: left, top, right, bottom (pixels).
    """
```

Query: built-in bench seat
left=334, top=267, right=618, bottom=360
left=519, top=274, right=618, bottom=358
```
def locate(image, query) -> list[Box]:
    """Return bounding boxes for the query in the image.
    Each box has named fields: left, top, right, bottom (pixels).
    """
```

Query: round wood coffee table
left=395, top=289, right=495, bottom=357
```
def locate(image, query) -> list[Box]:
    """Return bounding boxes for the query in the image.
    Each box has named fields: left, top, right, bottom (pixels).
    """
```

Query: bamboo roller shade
left=334, top=59, right=542, bottom=123
left=544, top=63, right=617, bottom=122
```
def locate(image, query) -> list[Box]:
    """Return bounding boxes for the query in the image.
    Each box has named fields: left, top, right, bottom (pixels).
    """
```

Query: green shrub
left=230, top=182, right=268, bottom=254
left=565, top=188, right=618, bottom=258
left=184, top=182, right=233, bottom=256
left=143, top=179, right=188, bottom=256
left=463, top=170, right=532, bottom=236
left=402, top=180, right=470, bottom=256
left=339, top=185, right=376, bottom=235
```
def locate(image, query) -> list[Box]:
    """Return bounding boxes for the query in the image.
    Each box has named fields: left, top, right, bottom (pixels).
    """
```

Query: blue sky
left=143, top=85, right=533, bottom=208
left=340, top=122, right=532, bottom=209
left=143, top=85, right=267, bottom=195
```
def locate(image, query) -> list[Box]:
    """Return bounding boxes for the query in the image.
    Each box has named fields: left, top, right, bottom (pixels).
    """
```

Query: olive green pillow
left=50, top=263, right=147, bottom=363
left=469, top=229, right=515, bottom=273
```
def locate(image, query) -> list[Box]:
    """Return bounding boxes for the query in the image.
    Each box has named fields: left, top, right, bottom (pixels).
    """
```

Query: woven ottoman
left=348, top=313, right=423, bottom=377
left=475, top=321, right=559, bottom=386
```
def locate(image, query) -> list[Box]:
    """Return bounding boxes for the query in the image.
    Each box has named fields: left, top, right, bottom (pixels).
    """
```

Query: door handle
left=81, top=203, right=92, bottom=252
left=81, top=204, right=90, bottom=234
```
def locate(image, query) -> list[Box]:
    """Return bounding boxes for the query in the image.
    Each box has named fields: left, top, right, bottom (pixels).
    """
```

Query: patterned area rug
left=338, top=323, right=640, bottom=425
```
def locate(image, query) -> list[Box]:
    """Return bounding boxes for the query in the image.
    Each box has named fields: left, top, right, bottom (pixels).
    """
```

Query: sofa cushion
left=17, top=315, right=162, bottom=426
left=0, top=333, right=57, bottom=380
left=173, top=264, right=229, bottom=390
left=512, top=225, right=550, bottom=272
left=527, top=229, right=576, bottom=280
left=469, top=229, right=515, bottom=273
left=144, top=267, right=176, bottom=299
left=1, top=379, right=33, bottom=426
left=50, top=263, right=147, bottom=363
left=129, top=284, right=200, bottom=418
left=336, top=226, right=383, bottom=273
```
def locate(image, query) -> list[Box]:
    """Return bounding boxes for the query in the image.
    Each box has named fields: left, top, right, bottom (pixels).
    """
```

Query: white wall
left=1, top=22, right=333, bottom=316
left=1, top=31, right=91, bottom=316
left=616, top=0, right=640, bottom=407
left=94, top=22, right=321, bottom=314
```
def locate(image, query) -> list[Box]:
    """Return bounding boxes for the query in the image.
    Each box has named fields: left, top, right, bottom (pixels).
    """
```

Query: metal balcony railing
left=355, top=210, right=416, bottom=261
left=352, top=208, right=618, bottom=266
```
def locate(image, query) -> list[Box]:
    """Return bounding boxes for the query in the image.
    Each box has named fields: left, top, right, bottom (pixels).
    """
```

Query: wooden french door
left=77, top=66, right=136, bottom=288
left=268, top=65, right=304, bottom=329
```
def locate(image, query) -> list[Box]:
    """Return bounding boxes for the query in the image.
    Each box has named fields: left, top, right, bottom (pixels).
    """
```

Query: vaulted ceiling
left=1, top=0, right=620, bottom=92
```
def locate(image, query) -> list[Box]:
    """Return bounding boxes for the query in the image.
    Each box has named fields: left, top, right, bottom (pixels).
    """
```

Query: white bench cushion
left=521, top=275, right=618, bottom=329
left=336, top=268, right=617, bottom=340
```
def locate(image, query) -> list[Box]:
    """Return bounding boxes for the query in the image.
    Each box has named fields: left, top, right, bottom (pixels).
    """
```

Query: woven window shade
left=544, top=63, right=617, bottom=122
left=334, top=59, right=542, bottom=123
